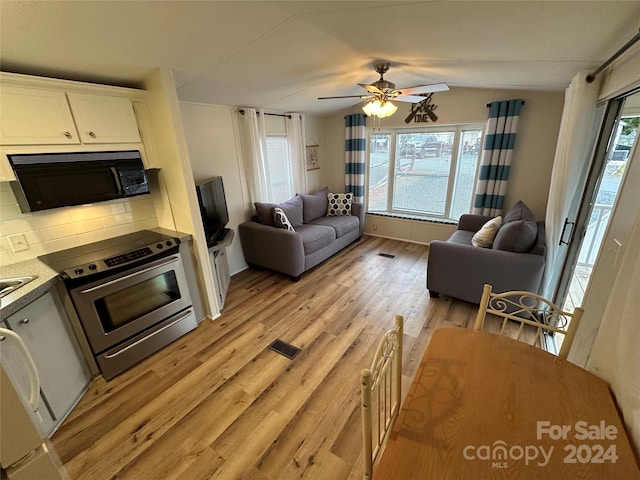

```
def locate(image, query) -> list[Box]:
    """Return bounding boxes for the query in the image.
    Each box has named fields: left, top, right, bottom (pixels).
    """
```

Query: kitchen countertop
left=0, top=258, right=61, bottom=318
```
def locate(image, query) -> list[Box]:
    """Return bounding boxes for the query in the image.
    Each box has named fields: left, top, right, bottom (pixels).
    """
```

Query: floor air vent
left=378, top=253, right=396, bottom=259
left=268, top=339, right=302, bottom=360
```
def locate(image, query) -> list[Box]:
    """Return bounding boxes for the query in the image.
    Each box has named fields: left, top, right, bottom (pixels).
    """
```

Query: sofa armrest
left=427, top=240, right=545, bottom=304
left=238, top=221, right=306, bottom=277
left=458, top=214, right=494, bottom=233
left=351, top=202, right=364, bottom=236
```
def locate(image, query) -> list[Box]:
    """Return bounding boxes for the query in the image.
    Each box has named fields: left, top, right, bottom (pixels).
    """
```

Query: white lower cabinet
left=3, top=290, right=91, bottom=436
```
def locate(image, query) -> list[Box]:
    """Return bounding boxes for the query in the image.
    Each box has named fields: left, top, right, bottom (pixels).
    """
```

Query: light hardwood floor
left=52, top=235, right=479, bottom=480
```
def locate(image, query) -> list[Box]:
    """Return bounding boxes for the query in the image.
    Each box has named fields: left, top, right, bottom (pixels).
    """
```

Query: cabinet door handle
left=19, top=318, right=30, bottom=325
left=89, top=131, right=96, bottom=138
left=64, top=131, right=72, bottom=138
left=0, top=327, right=40, bottom=411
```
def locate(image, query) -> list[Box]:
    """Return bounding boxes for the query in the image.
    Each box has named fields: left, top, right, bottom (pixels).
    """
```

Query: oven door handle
left=79, top=255, right=181, bottom=294
left=102, top=310, right=193, bottom=359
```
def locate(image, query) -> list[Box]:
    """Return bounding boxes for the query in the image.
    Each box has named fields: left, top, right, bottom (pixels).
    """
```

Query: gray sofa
left=426, top=202, right=546, bottom=304
left=239, top=187, right=364, bottom=280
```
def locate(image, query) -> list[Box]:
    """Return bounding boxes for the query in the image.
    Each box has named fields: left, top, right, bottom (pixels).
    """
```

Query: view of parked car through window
left=368, top=127, right=483, bottom=221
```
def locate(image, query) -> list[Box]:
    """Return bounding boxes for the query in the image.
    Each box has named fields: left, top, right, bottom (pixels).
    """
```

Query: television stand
left=208, top=228, right=234, bottom=309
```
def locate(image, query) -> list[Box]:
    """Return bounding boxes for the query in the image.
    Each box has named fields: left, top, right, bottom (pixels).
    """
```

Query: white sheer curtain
left=541, top=73, right=601, bottom=299
left=238, top=107, right=269, bottom=204
left=286, top=113, right=308, bottom=195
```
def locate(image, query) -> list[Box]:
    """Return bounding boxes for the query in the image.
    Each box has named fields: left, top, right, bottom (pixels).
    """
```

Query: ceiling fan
left=318, top=62, right=449, bottom=117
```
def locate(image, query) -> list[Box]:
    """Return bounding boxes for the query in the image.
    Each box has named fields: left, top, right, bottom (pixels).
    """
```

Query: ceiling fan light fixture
left=362, top=99, right=398, bottom=118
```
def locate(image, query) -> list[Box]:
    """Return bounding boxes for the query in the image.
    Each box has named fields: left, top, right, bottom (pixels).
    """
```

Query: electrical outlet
left=8, top=233, right=30, bottom=252
left=372, top=224, right=378, bottom=231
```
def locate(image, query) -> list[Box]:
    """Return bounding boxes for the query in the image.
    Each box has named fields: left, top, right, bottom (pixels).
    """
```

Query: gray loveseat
left=239, top=187, right=364, bottom=280
left=426, top=201, right=546, bottom=304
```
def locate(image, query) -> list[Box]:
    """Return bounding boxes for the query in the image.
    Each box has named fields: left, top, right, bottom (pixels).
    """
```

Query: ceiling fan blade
left=394, top=95, right=431, bottom=103
left=358, top=83, right=383, bottom=95
left=317, top=95, right=371, bottom=100
left=397, top=83, right=450, bottom=95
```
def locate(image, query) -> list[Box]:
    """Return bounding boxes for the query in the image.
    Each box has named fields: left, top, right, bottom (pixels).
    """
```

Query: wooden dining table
left=375, top=327, right=640, bottom=479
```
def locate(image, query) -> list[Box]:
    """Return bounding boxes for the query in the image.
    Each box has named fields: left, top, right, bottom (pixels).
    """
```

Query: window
left=368, top=125, right=483, bottom=221
left=265, top=135, right=292, bottom=203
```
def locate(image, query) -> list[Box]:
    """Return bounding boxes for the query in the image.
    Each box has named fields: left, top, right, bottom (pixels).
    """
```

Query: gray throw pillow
left=301, top=186, right=329, bottom=223
left=255, top=202, right=278, bottom=226
left=503, top=200, right=535, bottom=223
left=493, top=219, right=538, bottom=252
left=255, top=195, right=303, bottom=227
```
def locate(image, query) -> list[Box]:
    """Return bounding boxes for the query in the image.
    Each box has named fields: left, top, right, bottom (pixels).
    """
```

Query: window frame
left=366, top=123, right=484, bottom=222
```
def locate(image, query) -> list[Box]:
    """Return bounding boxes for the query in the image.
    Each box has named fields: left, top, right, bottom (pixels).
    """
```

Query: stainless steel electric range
left=39, top=230, right=197, bottom=380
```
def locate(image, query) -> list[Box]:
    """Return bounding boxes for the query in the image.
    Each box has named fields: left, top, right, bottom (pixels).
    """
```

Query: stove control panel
left=62, top=238, right=180, bottom=281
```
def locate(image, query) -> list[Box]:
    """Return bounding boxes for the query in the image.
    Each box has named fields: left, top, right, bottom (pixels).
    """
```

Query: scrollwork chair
left=361, top=315, right=403, bottom=480
left=473, top=283, right=583, bottom=359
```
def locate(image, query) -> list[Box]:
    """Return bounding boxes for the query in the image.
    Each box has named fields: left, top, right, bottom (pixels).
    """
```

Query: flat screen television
left=195, top=176, right=230, bottom=247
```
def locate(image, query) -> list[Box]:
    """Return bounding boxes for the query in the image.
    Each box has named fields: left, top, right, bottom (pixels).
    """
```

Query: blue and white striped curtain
left=473, top=99, right=525, bottom=216
left=344, top=113, right=367, bottom=203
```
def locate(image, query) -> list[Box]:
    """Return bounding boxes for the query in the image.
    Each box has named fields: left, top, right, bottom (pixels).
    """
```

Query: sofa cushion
left=255, top=195, right=303, bottom=227
left=296, top=224, right=336, bottom=255
left=309, top=215, right=359, bottom=238
left=472, top=216, right=502, bottom=248
left=493, top=219, right=538, bottom=253
left=448, top=229, right=475, bottom=246
left=503, top=200, right=535, bottom=223
left=301, top=187, right=329, bottom=223
left=273, top=207, right=294, bottom=231
left=327, top=192, right=352, bottom=216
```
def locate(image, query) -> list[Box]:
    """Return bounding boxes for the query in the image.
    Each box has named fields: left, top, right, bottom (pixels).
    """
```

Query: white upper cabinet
left=1, top=85, right=141, bottom=146
left=66, top=92, right=141, bottom=144
left=0, top=85, right=79, bottom=145
left=0, top=73, right=150, bottom=180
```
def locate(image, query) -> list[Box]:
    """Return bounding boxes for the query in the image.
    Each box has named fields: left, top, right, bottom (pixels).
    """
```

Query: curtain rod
left=238, top=109, right=292, bottom=119
left=586, top=27, right=640, bottom=83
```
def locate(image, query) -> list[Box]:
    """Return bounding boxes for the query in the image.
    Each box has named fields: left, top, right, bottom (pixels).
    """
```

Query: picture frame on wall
left=306, top=144, right=319, bottom=171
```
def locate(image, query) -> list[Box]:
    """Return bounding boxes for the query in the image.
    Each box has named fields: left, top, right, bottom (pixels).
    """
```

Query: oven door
left=69, top=254, right=192, bottom=354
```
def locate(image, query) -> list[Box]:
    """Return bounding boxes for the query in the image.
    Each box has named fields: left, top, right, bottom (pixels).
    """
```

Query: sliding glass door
left=554, top=90, right=640, bottom=311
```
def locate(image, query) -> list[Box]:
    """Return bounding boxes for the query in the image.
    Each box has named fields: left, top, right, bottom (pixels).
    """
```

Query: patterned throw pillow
left=273, top=207, right=294, bottom=231
left=327, top=193, right=353, bottom=216
left=471, top=216, right=503, bottom=248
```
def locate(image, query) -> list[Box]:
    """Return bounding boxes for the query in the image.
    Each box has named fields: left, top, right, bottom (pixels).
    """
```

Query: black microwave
left=8, top=150, right=150, bottom=212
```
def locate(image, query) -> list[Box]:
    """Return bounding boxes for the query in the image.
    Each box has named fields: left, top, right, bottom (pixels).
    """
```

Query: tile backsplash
left=0, top=182, right=161, bottom=267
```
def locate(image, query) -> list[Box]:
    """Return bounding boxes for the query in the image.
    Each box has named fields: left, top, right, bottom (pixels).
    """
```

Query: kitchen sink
left=0, top=276, right=37, bottom=298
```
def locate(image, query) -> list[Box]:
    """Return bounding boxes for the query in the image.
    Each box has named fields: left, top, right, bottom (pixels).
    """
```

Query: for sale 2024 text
left=463, top=420, right=619, bottom=468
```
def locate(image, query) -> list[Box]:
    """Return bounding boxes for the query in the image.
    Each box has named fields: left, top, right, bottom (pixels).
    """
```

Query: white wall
left=324, top=87, right=565, bottom=244
left=143, top=68, right=218, bottom=319
left=178, top=102, right=327, bottom=275
left=304, top=114, right=326, bottom=193
left=586, top=201, right=640, bottom=452
left=581, top=43, right=640, bottom=452
left=179, top=102, right=247, bottom=275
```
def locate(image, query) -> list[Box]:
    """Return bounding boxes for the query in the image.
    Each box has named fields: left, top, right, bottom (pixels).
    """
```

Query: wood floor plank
left=52, top=235, right=481, bottom=480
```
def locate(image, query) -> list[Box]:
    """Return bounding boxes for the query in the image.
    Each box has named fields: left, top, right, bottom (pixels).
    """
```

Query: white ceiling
left=1, top=1, right=639, bottom=114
